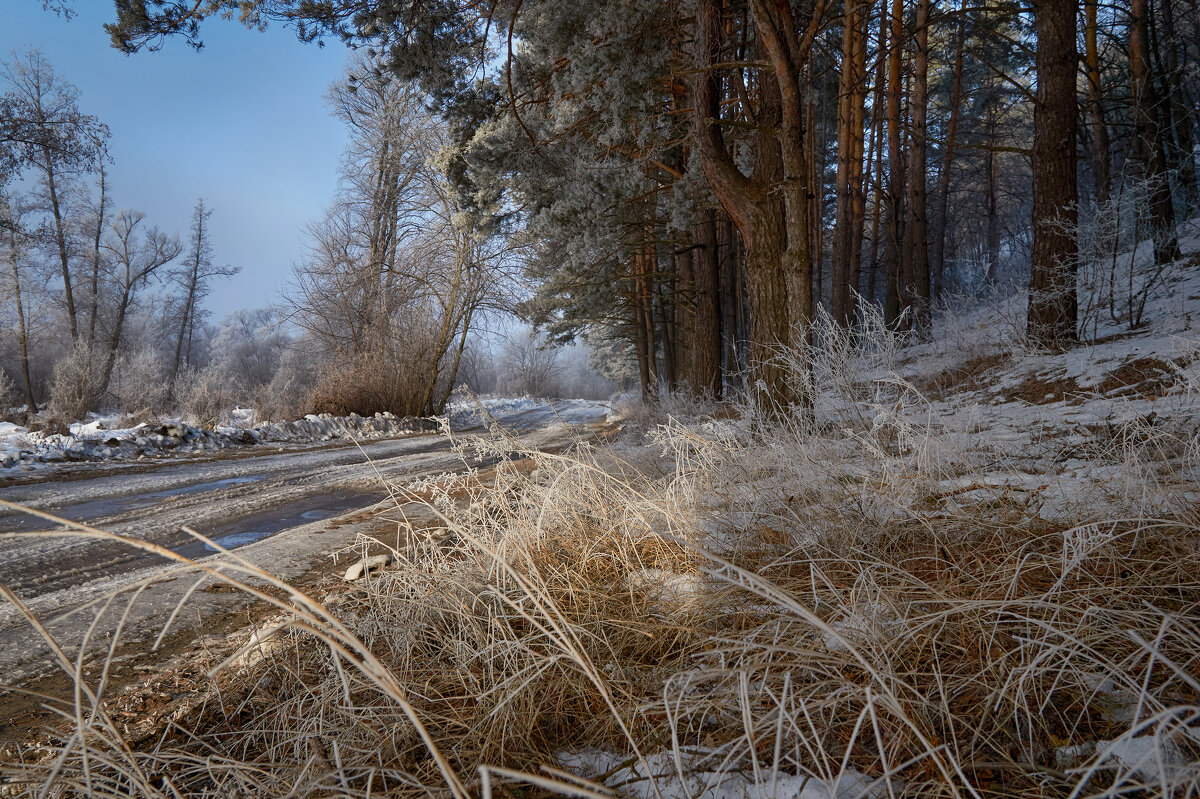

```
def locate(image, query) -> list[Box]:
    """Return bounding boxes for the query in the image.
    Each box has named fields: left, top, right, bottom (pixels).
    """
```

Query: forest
left=3, top=0, right=1194, bottom=424
left=92, top=0, right=1194, bottom=406
left=1, top=0, right=1199, bottom=796
left=0, top=49, right=613, bottom=436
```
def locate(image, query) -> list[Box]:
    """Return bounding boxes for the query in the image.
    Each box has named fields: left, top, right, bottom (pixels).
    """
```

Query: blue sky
left=2, top=1, right=350, bottom=319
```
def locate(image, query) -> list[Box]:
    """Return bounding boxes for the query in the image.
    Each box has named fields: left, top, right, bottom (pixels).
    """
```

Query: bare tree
left=0, top=195, right=41, bottom=415
left=290, top=57, right=511, bottom=416
left=499, top=330, right=562, bottom=398
left=1, top=50, right=108, bottom=341
left=83, top=163, right=108, bottom=345
left=98, top=209, right=181, bottom=393
left=170, top=198, right=238, bottom=382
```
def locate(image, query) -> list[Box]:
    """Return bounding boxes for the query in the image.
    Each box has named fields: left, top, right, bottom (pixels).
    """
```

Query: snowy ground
left=5, top=228, right=1200, bottom=793
left=535, top=230, right=1200, bottom=798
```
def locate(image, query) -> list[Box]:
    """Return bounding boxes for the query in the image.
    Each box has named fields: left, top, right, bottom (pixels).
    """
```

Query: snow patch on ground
left=1055, top=731, right=1200, bottom=787
left=445, top=395, right=546, bottom=428
left=557, top=748, right=881, bottom=799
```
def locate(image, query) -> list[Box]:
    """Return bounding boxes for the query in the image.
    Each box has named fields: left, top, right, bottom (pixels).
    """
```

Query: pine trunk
left=1028, top=0, right=1079, bottom=348
left=1156, top=0, right=1199, bottom=211
left=831, top=0, right=868, bottom=325
left=984, top=98, right=1001, bottom=285
left=932, top=0, right=965, bottom=299
left=906, top=0, right=932, bottom=330
left=1129, top=0, right=1181, bottom=265
left=692, top=214, right=722, bottom=396
left=1083, top=0, right=1111, bottom=204
left=884, top=0, right=905, bottom=325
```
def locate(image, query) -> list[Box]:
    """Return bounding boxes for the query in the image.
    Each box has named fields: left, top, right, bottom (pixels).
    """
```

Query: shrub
left=311, top=349, right=433, bottom=418
left=109, top=349, right=171, bottom=414
left=176, top=366, right=235, bottom=426
left=47, top=341, right=104, bottom=422
left=254, top=346, right=318, bottom=422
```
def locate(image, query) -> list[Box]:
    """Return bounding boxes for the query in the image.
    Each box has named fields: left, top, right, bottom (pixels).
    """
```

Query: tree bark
left=866, top=5, right=887, bottom=306
left=932, top=0, right=965, bottom=299
left=100, top=286, right=133, bottom=393
left=1155, top=0, right=1198, bottom=211
left=1152, top=0, right=1200, bottom=211
left=718, top=216, right=742, bottom=389
left=831, top=0, right=868, bottom=325
left=884, top=0, right=905, bottom=325
left=1028, top=0, right=1079, bottom=348
left=172, top=201, right=206, bottom=383
left=906, top=0, right=932, bottom=330
left=691, top=213, right=722, bottom=396
left=88, top=165, right=107, bottom=346
left=1129, top=0, right=1181, bottom=265
left=984, top=96, right=1001, bottom=286
left=1083, top=0, right=1111, bottom=205
left=42, top=153, right=78, bottom=340
left=689, top=0, right=821, bottom=411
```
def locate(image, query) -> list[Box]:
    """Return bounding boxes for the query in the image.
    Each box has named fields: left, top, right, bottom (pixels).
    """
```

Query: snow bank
left=0, top=396, right=611, bottom=470
left=2, top=411, right=438, bottom=469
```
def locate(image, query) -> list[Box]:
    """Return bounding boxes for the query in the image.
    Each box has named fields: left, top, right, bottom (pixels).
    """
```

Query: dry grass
left=3, top=312, right=1200, bottom=798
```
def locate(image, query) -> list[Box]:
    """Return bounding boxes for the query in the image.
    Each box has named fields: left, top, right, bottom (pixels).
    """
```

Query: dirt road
left=0, top=400, right=609, bottom=693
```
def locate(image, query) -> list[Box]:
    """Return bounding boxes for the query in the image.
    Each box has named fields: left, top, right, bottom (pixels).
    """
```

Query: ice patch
left=203, top=531, right=271, bottom=551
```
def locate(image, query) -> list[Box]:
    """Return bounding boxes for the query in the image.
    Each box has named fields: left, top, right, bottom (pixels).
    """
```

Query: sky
left=2, top=1, right=351, bottom=319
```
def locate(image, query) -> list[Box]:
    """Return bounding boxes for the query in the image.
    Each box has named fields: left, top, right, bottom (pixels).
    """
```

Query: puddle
left=300, top=509, right=333, bottom=520
left=172, top=491, right=384, bottom=559
left=204, top=531, right=271, bottom=551
left=146, top=475, right=264, bottom=500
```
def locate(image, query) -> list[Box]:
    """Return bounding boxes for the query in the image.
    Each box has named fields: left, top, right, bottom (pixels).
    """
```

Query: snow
left=1056, top=732, right=1199, bottom=787
left=446, top=395, right=544, bottom=428
left=843, top=236, right=1200, bottom=523
left=0, top=398, right=612, bottom=470
left=447, top=395, right=611, bottom=431
left=558, top=748, right=882, bottom=799
left=0, top=411, right=438, bottom=470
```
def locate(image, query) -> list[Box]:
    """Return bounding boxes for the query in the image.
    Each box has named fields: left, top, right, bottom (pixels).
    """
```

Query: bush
left=109, top=349, right=171, bottom=414
left=176, top=366, right=235, bottom=426
left=255, top=346, right=318, bottom=422
left=0, top=370, right=19, bottom=420
left=311, top=349, right=436, bottom=417
left=47, top=341, right=104, bottom=421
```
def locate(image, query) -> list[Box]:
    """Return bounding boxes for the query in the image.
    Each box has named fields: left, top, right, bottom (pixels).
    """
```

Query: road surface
left=0, top=400, right=609, bottom=691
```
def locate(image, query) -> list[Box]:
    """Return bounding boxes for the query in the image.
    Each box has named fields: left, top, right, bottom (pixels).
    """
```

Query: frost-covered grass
left=3, top=256, right=1200, bottom=797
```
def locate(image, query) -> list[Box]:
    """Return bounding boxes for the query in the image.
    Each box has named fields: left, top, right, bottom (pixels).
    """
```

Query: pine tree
left=1027, top=0, right=1079, bottom=348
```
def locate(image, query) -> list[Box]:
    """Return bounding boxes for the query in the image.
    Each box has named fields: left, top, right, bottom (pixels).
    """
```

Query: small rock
left=343, top=553, right=393, bottom=581
left=228, top=623, right=287, bottom=669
